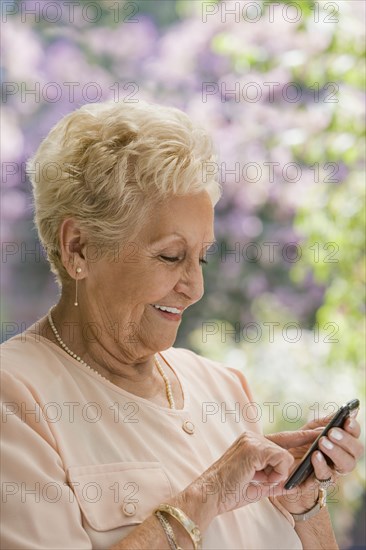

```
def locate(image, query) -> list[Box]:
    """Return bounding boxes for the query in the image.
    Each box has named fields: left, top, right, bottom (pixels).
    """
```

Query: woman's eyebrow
left=151, top=232, right=217, bottom=246
left=149, top=233, right=186, bottom=246
left=201, top=238, right=218, bottom=251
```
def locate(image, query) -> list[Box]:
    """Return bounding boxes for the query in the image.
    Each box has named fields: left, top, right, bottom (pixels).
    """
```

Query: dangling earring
left=74, top=267, right=82, bottom=306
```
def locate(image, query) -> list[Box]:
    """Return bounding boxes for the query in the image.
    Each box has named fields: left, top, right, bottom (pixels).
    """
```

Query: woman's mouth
left=150, top=304, right=182, bottom=322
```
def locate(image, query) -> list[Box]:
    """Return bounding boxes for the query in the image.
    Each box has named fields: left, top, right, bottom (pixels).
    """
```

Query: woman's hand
left=266, top=414, right=364, bottom=513
left=301, top=413, right=364, bottom=478
left=193, top=430, right=295, bottom=516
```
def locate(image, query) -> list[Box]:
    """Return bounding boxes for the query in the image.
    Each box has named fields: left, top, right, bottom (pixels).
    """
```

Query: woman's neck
left=26, top=306, right=184, bottom=408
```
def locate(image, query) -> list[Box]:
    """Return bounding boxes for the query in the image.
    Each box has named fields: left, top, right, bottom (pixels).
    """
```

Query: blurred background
left=1, top=0, right=365, bottom=547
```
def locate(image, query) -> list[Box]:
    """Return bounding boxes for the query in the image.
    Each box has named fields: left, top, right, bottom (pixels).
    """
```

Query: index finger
left=343, top=416, right=361, bottom=438
left=267, top=448, right=294, bottom=481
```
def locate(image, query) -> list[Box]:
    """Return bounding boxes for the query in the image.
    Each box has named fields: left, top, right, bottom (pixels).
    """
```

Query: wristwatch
left=290, top=488, right=327, bottom=522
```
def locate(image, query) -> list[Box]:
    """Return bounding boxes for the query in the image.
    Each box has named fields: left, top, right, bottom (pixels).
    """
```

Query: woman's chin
left=153, top=333, right=179, bottom=352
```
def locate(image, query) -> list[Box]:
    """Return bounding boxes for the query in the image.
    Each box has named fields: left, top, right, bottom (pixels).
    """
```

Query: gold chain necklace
left=47, top=306, right=176, bottom=409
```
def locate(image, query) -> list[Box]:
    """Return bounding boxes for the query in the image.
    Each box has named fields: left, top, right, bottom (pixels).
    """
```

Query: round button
left=122, top=502, right=137, bottom=516
left=182, top=420, right=195, bottom=434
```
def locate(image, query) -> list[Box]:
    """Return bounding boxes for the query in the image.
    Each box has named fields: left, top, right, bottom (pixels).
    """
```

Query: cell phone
left=284, top=398, right=360, bottom=490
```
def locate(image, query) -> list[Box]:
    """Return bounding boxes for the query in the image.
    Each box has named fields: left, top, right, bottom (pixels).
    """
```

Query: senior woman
left=1, top=100, right=363, bottom=550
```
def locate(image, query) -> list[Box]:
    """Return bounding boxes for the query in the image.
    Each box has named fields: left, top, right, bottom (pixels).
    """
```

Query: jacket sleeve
left=226, top=366, right=296, bottom=528
left=226, top=366, right=264, bottom=434
left=0, top=369, right=93, bottom=549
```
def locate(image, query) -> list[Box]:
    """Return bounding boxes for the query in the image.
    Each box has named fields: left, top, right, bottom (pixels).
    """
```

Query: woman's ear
left=59, top=218, right=88, bottom=279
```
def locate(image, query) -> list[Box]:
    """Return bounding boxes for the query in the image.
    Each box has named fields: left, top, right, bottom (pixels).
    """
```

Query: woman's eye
left=160, top=256, right=180, bottom=263
left=159, top=256, right=208, bottom=266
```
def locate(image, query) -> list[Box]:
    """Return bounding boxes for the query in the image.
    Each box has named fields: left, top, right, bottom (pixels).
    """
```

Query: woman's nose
left=174, top=262, right=204, bottom=304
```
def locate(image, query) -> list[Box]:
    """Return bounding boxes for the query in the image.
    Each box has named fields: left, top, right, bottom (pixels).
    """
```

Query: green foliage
left=293, top=172, right=365, bottom=372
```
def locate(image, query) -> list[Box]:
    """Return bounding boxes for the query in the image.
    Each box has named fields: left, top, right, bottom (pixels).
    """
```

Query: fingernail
left=349, top=419, right=355, bottom=429
left=330, top=428, right=343, bottom=441
left=321, top=438, right=334, bottom=450
left=316, top=451, right=324, bottom=462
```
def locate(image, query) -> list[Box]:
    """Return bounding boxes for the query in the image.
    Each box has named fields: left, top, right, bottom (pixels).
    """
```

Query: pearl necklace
left=153, top=354, right=175, bottom=409
left=47, top=306, right=176, bottom=409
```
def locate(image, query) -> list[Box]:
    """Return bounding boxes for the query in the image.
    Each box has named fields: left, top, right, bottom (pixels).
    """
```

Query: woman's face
left=83, top=191, right=216, bottom=359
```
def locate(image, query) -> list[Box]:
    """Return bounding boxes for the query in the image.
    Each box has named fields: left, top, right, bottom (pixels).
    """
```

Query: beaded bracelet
left=154, top=510, right=183, bottom=550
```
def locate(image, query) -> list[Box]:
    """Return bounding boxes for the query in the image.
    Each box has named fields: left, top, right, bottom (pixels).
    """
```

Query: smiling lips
left=152, top=304, right=185, bottom=314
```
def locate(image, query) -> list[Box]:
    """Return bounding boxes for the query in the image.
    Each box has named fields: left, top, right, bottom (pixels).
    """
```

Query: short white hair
left=27, top=100, right=222, bottom=286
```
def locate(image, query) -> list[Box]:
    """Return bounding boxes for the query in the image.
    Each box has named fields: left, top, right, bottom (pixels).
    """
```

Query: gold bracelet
left=154, top=504, right=202, bottom=550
